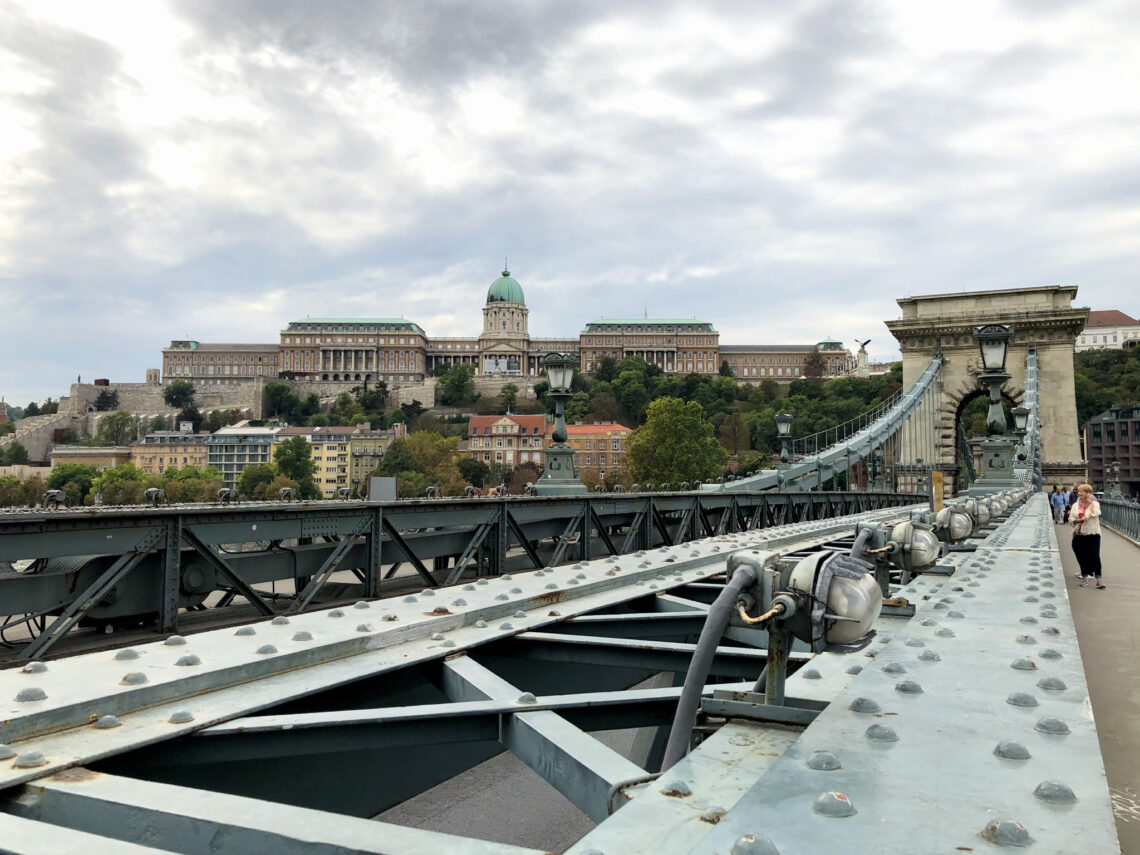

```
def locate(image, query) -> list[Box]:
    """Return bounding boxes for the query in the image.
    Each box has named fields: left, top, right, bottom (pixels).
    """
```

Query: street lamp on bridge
left=535, top=352, right=587, bottom=496
left=970, top=324, right=1022, bottom=496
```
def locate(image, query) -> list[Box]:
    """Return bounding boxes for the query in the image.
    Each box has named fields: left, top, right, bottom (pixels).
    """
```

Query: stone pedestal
left=535, top=446, right=587, bottom=496
left=969, top=437, right=1022, bottom=496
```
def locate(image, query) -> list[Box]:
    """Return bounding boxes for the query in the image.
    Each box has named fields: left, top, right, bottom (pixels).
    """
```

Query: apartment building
left=466, top=415, right=549, bottom=469
left=206, top=423, right=283, bottom=488
left=560, top=423, right=632, bottom=482
left=275, top=425, right=397, bottom=498
left=130, top=431, right=209, bottom=475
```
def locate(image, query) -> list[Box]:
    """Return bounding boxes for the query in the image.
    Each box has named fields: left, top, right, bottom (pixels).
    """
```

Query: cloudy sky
left=2, top=0, right=1138, bottom=405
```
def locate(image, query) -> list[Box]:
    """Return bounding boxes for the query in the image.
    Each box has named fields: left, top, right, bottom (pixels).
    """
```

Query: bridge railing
left=1101, top=500, right=1140, bottom=541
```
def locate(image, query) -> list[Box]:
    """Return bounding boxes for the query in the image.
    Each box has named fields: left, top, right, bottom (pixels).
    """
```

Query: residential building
left=162, top=341, right=279, bottom=384
left=579, top=320, right=719, bottom=376
left=206, top=422, right=283, bottom=488
left=465, top=415, right=549, bottom=469
left=558, top=423, right=632, bottom=482
left=275, top=425, right=399, bottom=498
left=1075, top=310, right=1140, bottom=352
left=130, top=431, right=210, bottom=475
left=50, top=447, right=132, bottom=470
left=1084, top=405, right=1139, bottom=497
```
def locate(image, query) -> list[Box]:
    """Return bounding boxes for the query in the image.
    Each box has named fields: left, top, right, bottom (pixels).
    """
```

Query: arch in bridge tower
left=886, top=285, right=1088, bottom=495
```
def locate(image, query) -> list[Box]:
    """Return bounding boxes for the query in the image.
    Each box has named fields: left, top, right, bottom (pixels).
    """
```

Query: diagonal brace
left=288, top=518, right=369, bottom=612
left=182, top=527, right=274, bottom=616
left=381, top=517, right=437, bottom=587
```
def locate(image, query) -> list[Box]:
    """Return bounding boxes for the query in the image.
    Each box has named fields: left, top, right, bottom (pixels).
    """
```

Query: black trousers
left=1072, top=534, right=1102, bottom=578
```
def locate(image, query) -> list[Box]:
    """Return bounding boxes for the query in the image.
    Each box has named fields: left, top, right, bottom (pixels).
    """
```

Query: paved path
left=1059, top=523, right=1140, bottom=854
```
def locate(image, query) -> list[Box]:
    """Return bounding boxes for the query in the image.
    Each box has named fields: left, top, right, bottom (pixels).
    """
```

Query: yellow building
left=276, top=425, right=398, bottom=498
left=561, top=423, right=632, bottom=482
left=51, top=447, right=132, bottom=471
left=130, top=431, right=210, bottom=475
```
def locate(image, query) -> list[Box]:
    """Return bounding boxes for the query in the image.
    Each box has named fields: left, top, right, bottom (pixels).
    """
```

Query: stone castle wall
left=64, top=381, right=264, bottom=419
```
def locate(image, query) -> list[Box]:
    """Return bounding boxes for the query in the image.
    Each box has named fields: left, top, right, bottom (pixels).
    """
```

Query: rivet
left=1037, top=677, right=1067, bottom=691
left=882, top=663, right=906, bottom=674
left=175, top=654, right=201, bottom=666
left=1011, top=658, right=1036, bottom=671
left=849, top=697, right=881, bottom=714
left=917, top=650, right=941, bottom=662
left=813, top=791, right=856, bottom=817
left=477, top=579, right=489, bottom=585
left=545, top=583, right=558, bottom=590
left=895, top=680, right=923, bottom=694
left=514, top=611, right=527, bottom=618
left=982, top=819, right=1032, bottom=848
left=235, top=627, right=256, bottom=636
left=120, top=672, right=147, bottom=685
left=271, top=616, right=290, bottom=625
left=94, top=714, right=121, bottom=729
left=994, top=740, right=1031, bottom=760
left=947, top=611, right=965, bottom=619
left=806, top=750, right=841, bottom=770
left=904, top=639, right=925, bottom=648
left=517, top=692, right=537, bottom=704
left=475, top=620, right=488, bottom=628
left=661, top=780, right=692, bottom=797
left=802, top=668, right=822, bottom=680
left=1007, top=692, right=1038, bottom=707
left=164, top=635, right=187, bottom=646
left=494, top=593, right=509, bottom=601
left=292, top=631, right=313, bottom=641
left=256, top=644, right=279, bottom=654
left=500, top=622, right=514, bottom=630
left=1042, top=627, right=1060, bottom=635
left=962, top=592, right=976, bottom=598
left=510, top=587, right=523, bottom=594
left=463, top=584, right=476, bottom=591
left=328, top=609, right=344, bottom=618
left=442, top=639, right=456, bottom=647
left=1020, top=616, right=1038, bottom=624
left=13, top=751, right=47, bottom=769
left=1039, top=648, right=1062, bottom=660
left=919, top=619, right=937, bottom=627
left=420, top=589, right=435, bottom=597
left=1015, top=634, right=1036, bottom=644
left=569, top=578, right=581, bottom=585
left=878, top=635, right=891, bottom=644
left=431, top=632, right=445, bottom=640
left=933, top=603, right=949, bottom=610
left=1040, top=592, right=1055, bottom=599
left=403, top=596, right=417, bottom=603
left=381, top=614, right=398, bottom=621
left=846, top=665, right=863, bottom=675
left=21, top=661, right=48, bottom=673
left=1034, top=781, right=1077, bottom=804
left=0, top=744, right=15, bottom=760
left=549, top=610, right=561, bottom=616
left=935, top=628, right=955, bottom=638
left=354, top=625, right=371, bottom=633
left=168, top=710, right=194, bottom=724
left=14, top=687, right=47, bottom=703
left=1023, top=596, right=1039, bottom=603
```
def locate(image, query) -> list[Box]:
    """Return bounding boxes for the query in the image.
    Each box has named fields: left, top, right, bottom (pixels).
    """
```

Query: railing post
left=160, top=516, right=182, bottom=634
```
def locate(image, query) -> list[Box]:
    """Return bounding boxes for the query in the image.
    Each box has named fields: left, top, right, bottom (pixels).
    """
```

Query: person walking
left=1065, top=483, right=1080, bottom=523
left=1049, top=487, right=1066, bottom=524
left=1070, top=483, right=1104, bottom=588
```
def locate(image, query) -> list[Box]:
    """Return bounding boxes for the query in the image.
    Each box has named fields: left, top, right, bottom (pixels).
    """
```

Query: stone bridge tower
left=885, top=285, right=1088, bottom=493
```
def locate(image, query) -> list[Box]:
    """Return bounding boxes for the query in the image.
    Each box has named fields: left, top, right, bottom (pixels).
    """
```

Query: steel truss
left=0, top=492, right=913, bottom=658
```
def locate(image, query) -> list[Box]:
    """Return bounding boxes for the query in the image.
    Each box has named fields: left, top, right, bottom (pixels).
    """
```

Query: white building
left=1076, top=310, right=1140, bottom=352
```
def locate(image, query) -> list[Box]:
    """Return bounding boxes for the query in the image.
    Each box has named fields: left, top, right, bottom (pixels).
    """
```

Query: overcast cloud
left=1, top=0, right=1138, bottom=404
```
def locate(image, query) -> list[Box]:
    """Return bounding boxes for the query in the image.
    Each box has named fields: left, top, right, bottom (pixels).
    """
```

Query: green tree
left=40, top=398, right=59, bottom=415
left=94, top=389, right=119, bottom=411
left=47, top=463, right=98, bottom=505
left=803, top=348, right=827, bottom=383
left=238, top=463, right=277, bottom=499
left=23, top=402, right=40, bottom=417
left=626, top=397, right=727, bottom=485
left=400, top=400, right=425, bottom=423
left=204, top=409, right=243, bottom=433
left=0, top=422, right=13, bottom=437
left=594, top=356, right=618, bottom=382
left=95, top=411, right=138, bottom=445
left=500, top=383, right=519, bottom=411
left=178, top=406, right=203, bottom=433
left=274, top=435, right=318, bottom=498
left=264, top=382, right=300, bottom=420
left=718, top=412, right=751, bottom=455
left=458, top=457, right=491, bottom=488
left=3, top=442, right=29, bottom=464
left=148, top=415, right=169, bottom=433
left=440, top=364, right=478, bottom=406
left=163, top=380, right=196, bottom=410
left=719, top=359, right=734, bottom=377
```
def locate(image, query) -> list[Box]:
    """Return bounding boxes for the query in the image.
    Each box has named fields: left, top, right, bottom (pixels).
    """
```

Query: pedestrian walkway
left=1059, top=522, right=1140, bottom=854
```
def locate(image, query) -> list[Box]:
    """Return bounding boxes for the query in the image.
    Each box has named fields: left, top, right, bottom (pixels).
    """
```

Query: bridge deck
left=1059, top=523, right=1140, bottom=852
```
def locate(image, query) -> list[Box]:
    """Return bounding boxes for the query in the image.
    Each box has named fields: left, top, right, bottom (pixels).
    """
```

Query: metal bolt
left=477, top=579, right=489, bottom=585
left=917, top=650, right=941, bottom=662
left=981, top=819, right=1031, bottom=848
left=1020, top=616, right=1038, bottom=624
left=328, top=609, right=344, bottom=618
left=175, top=654, right=202, bottom=666
left=1042, top=626, right=1060, bottom=635
left=905, top=639, right=925, bottom=647
left=846, top=665, right=864, bottom=675
left=517, top=692, right=537, bottom=704
left=514, top=611, right=527, bottom=618
left=545, top=583, right=558, bottom=590
left=381, top=613, right=398, bottom=621
left=947, top=611, right=965, bottom=619
left=271, top=616, right=290, bottom=625
left=168, top=710, right=194, bottom=724
left=802, top=668, right=822, bottom=680
left=1015, top=634, right=1036, bottom=644
left=661, top=780, right=692, bottom=797
left=292, top=631, right=313, bottom=642
left=420, top=589, right=435, bottom=597
left=813, top=791, right=856, bottom=817
left=1037, top=677, right=1067, bottom=691
left=920, top=619, right=937, bottom=627
left=806, top=750, right=842, bottom=770
left=120, top=672, right=147, bottom=685
left=0, top=744, right=15, bottom=760
left=510, top=587, right=523, bottom=594
left=164, top=635, right=187, bottom=646
left=1023, top=596, right=1039, bottom=603
left=256, top=644, right=279, bottom=654
left=895, top=680, right=923, bottom=694
left=94, top=714, right=121, bottom=729
left=1039, top=648, right=1062, bottom=660
left=403, top=596, right=417, bottom=603
left=882, top=663, right=906, bottom=674
left=495, top=593, right=510, bottom=601
left=13, top=751, right=47, bottom=769
left=235, top=627, right=256, bottom=636
left=994, top=741, right=1031, bottom=760
left=499, top=622, right=514, bottom=630
left=849, top=697, right=881, bottom=714
left=1010, top=658, right=1036, bottom=671
left=935, top=628, right=955, bottom=638
left=1006, top=692, right=1038, bottom=707
left=1034, top=781, right=1077, bottom=804
left=15, top=687, right=47, bottom=703
left=549, top=610, right=561, bottom=616
left=431, top=633, right=445, bottom=641
left=21, top=661, right=48, bottom=673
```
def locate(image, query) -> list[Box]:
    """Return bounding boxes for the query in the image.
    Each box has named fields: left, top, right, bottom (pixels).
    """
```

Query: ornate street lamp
left=969, top=324, right=1020, bottom=496
left=535, top=352, right=587, bottom=496
left=1011, top=405, right=1030, bottom=462
left=775, top=413, right=793, bottom=463
left=1108, top=461, right=1124, bottom=501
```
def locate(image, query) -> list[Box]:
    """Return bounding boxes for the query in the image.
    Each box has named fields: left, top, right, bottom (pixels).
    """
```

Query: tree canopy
left=163, top=380, right=196, bottom=410
left=274, top=436, right=319, bottom=498
left=95, top=411, right=138, bottom=446
left=626, top=398, right=728, bottom=485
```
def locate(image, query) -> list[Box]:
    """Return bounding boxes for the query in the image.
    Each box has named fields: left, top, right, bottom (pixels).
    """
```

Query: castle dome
left=487, top=269, right=525, bottom=305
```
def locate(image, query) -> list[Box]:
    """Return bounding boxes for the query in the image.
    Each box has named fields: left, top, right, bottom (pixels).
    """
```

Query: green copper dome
left=487, top=269, right=525, bottom=305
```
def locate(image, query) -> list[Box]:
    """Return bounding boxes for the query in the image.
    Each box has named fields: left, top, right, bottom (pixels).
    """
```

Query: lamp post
left=969, top=324, right=1020, bottom=496
left=535, top=352, right=587, bottom=496
left=775, top=413, right=793, bottom=490
left=1011, top=405, right=1030, bottom=464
